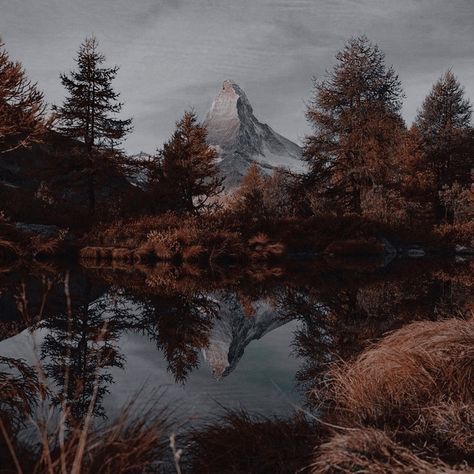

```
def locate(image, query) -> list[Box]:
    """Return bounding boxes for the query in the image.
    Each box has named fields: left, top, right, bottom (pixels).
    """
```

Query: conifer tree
left=304, top=36, right=405, bottom=215
left=415, top=71, right=472, bottom=221
left=151, top=111, right=224, bottom=215
left=40, top=294, right=125, bottom=422
left=231, top=162, right=266, bottom=220
left=0, top=39, right=48, bottom=153
left=55, top=37, right=132, bottom=211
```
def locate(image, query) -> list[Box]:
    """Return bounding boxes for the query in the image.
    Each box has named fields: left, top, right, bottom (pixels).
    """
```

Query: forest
left=0, top=35, right=472, bottom=265
left=0, top=33, right=473, bottom=474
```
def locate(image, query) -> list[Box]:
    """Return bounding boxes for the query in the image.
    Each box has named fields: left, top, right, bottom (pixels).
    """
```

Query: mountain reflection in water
left=0, top=258, right=472, bottom=468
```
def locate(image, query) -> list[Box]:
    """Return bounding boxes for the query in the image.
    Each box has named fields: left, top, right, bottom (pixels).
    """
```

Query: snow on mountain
left=124, top=152, right=153, bottom=188
left=205, top=80, right=305, bottom=189
left=202, top=292, right=292, bottom=379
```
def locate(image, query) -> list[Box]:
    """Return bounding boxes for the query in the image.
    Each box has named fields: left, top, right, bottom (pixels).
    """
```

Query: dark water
left=0, top=257, right=472, bottom=454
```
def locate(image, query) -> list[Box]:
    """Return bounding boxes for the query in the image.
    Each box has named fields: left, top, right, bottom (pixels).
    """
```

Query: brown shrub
left=322, top=318, right=474, bottom=426
left=110, top=247, right=136, bottom=263
left=434, top=221, right=474, bottom=248
left=80, top=246, right=113, bottom=261
left=311, top=428, right=460, bottom=474
left=138, top=229, right=180, bottom=261
left=51, top=404, right=170, bottom=474
left=182, top=244, right=206, bottom=262
left=0, top=238, right=20, bottom=262
left=188, top=411, right=319, bottom=474
left=248, top=233, right=285, bottom=260
left=404, top=402, right=474, bottom=464
left=207, top=230, right=245, bottom=263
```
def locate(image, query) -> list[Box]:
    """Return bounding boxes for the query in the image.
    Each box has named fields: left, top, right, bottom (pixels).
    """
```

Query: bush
left=322, top=318, right=474, bottom=426
left=311, top=428, right=459, bottom=474
left=434, top=221, right=474, bottom=248
left=188, top=411, right=318, bottom=474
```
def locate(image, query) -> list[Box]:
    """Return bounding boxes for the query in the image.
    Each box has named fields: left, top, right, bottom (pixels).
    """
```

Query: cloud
left=1, top=0, right=473, bottom=153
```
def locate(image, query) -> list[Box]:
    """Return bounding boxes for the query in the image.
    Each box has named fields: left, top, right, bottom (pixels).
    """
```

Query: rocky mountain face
left=204, top=80, right=305, bottom=189
left=126, top=81, right=304, bottom=191
left=202, top=292, right=293, bottom=379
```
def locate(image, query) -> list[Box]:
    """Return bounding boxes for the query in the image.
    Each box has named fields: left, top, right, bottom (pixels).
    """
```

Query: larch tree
left=414, top=71, right=473, bottom=222
left=304, top=35, right=405, bottom=216
left=230, top=162, right=266, bottom=221
left=396, top=126, right=437, bottom=228
left=0, top=39, right=48, bottom=153
left=55, top=36, right=132, bottom=212
left=151, top=111, right=224, bottom=215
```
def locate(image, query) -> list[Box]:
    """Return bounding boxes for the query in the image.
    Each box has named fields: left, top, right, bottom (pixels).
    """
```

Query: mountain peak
left=220, top=79, right=253, bottom=113
left=205, top=81, right=305, bottom=189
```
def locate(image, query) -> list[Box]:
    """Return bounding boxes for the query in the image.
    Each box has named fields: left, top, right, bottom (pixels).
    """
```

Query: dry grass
left=187, top=410, right=319, bottom=474
left=310, top=428, right=463, bottom=473
left=42, top=403, right=170, bottom=474
left=0, top=357, right=46, bottom=430
left=1, top=392, right=173, bottom=474
left=311, top=317, right=474, bottom=470
left=0, top=238, right=20, bottom=261
left=322, top=318, right=474, bottom=425
left=403, top=402, right=474, bottom=464
left=80, top=246, right=138, bottom=263
left=82, top=214, right=287, bottom=265
left=248, top=233, right=285, bottom=260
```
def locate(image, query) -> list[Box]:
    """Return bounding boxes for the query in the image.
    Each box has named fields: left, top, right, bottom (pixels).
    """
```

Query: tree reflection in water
left=0, top=258, right=472, bottom=472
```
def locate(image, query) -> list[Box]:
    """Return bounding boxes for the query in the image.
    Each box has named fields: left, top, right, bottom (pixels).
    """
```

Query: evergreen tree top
left=415, top=70, right=472, bottom=134
left=55, top=36, right=132, bottom=152
left=310, top=35, right=404, bottom=118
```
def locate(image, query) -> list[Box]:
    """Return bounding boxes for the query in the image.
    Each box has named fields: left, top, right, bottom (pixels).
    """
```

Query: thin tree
left=304, top=35, right=405, bottom=215
left=414, top=71, right=472, bottom=221
left=0, top=39, right=48, bottom=153
left=151, top=111, right=224, bottom=215
left=55, top=36, right=132, bottom=212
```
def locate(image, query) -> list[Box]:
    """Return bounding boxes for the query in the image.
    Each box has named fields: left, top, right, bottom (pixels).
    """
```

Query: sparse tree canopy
left=0, top=39, right=48, bottom=153
left=55, top=36, right=132, bottom=212
left=304, top=35, right=405, bottom=215
left=150, top=111, right=224, bottom=215
left=415, top=71, right=472, bottom=194
left=55, top=36, right=132, bottom=153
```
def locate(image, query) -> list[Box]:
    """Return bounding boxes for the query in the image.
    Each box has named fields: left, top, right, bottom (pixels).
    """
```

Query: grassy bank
left=2, top=206, right=472, bottom=269
left=77, top=212, right=473, bottom=268
left=310, top=316, right=474, bottom=473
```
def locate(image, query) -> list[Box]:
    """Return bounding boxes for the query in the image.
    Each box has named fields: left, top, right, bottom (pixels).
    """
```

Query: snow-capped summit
left=205, top=80, right=305, bottom=189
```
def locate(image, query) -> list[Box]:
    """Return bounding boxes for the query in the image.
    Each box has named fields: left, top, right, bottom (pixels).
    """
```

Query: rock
left=15, top=223, right=61, bottom=238
left=406, top=247, right=426, bottom=258
left=204, top=80, right=305, bottom=190
left=455, top=245, right=474, bottom=256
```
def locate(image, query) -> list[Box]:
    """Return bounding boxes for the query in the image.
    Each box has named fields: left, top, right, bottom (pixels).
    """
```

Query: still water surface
left=0, top=258, right=471, bottom=430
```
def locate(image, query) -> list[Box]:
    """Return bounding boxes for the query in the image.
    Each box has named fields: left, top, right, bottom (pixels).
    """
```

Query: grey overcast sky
left=1, top=0, right=473, bottom=154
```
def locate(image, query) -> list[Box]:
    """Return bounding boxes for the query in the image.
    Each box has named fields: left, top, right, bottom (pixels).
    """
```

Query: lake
left=0, top=257, right=471, bottom=470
